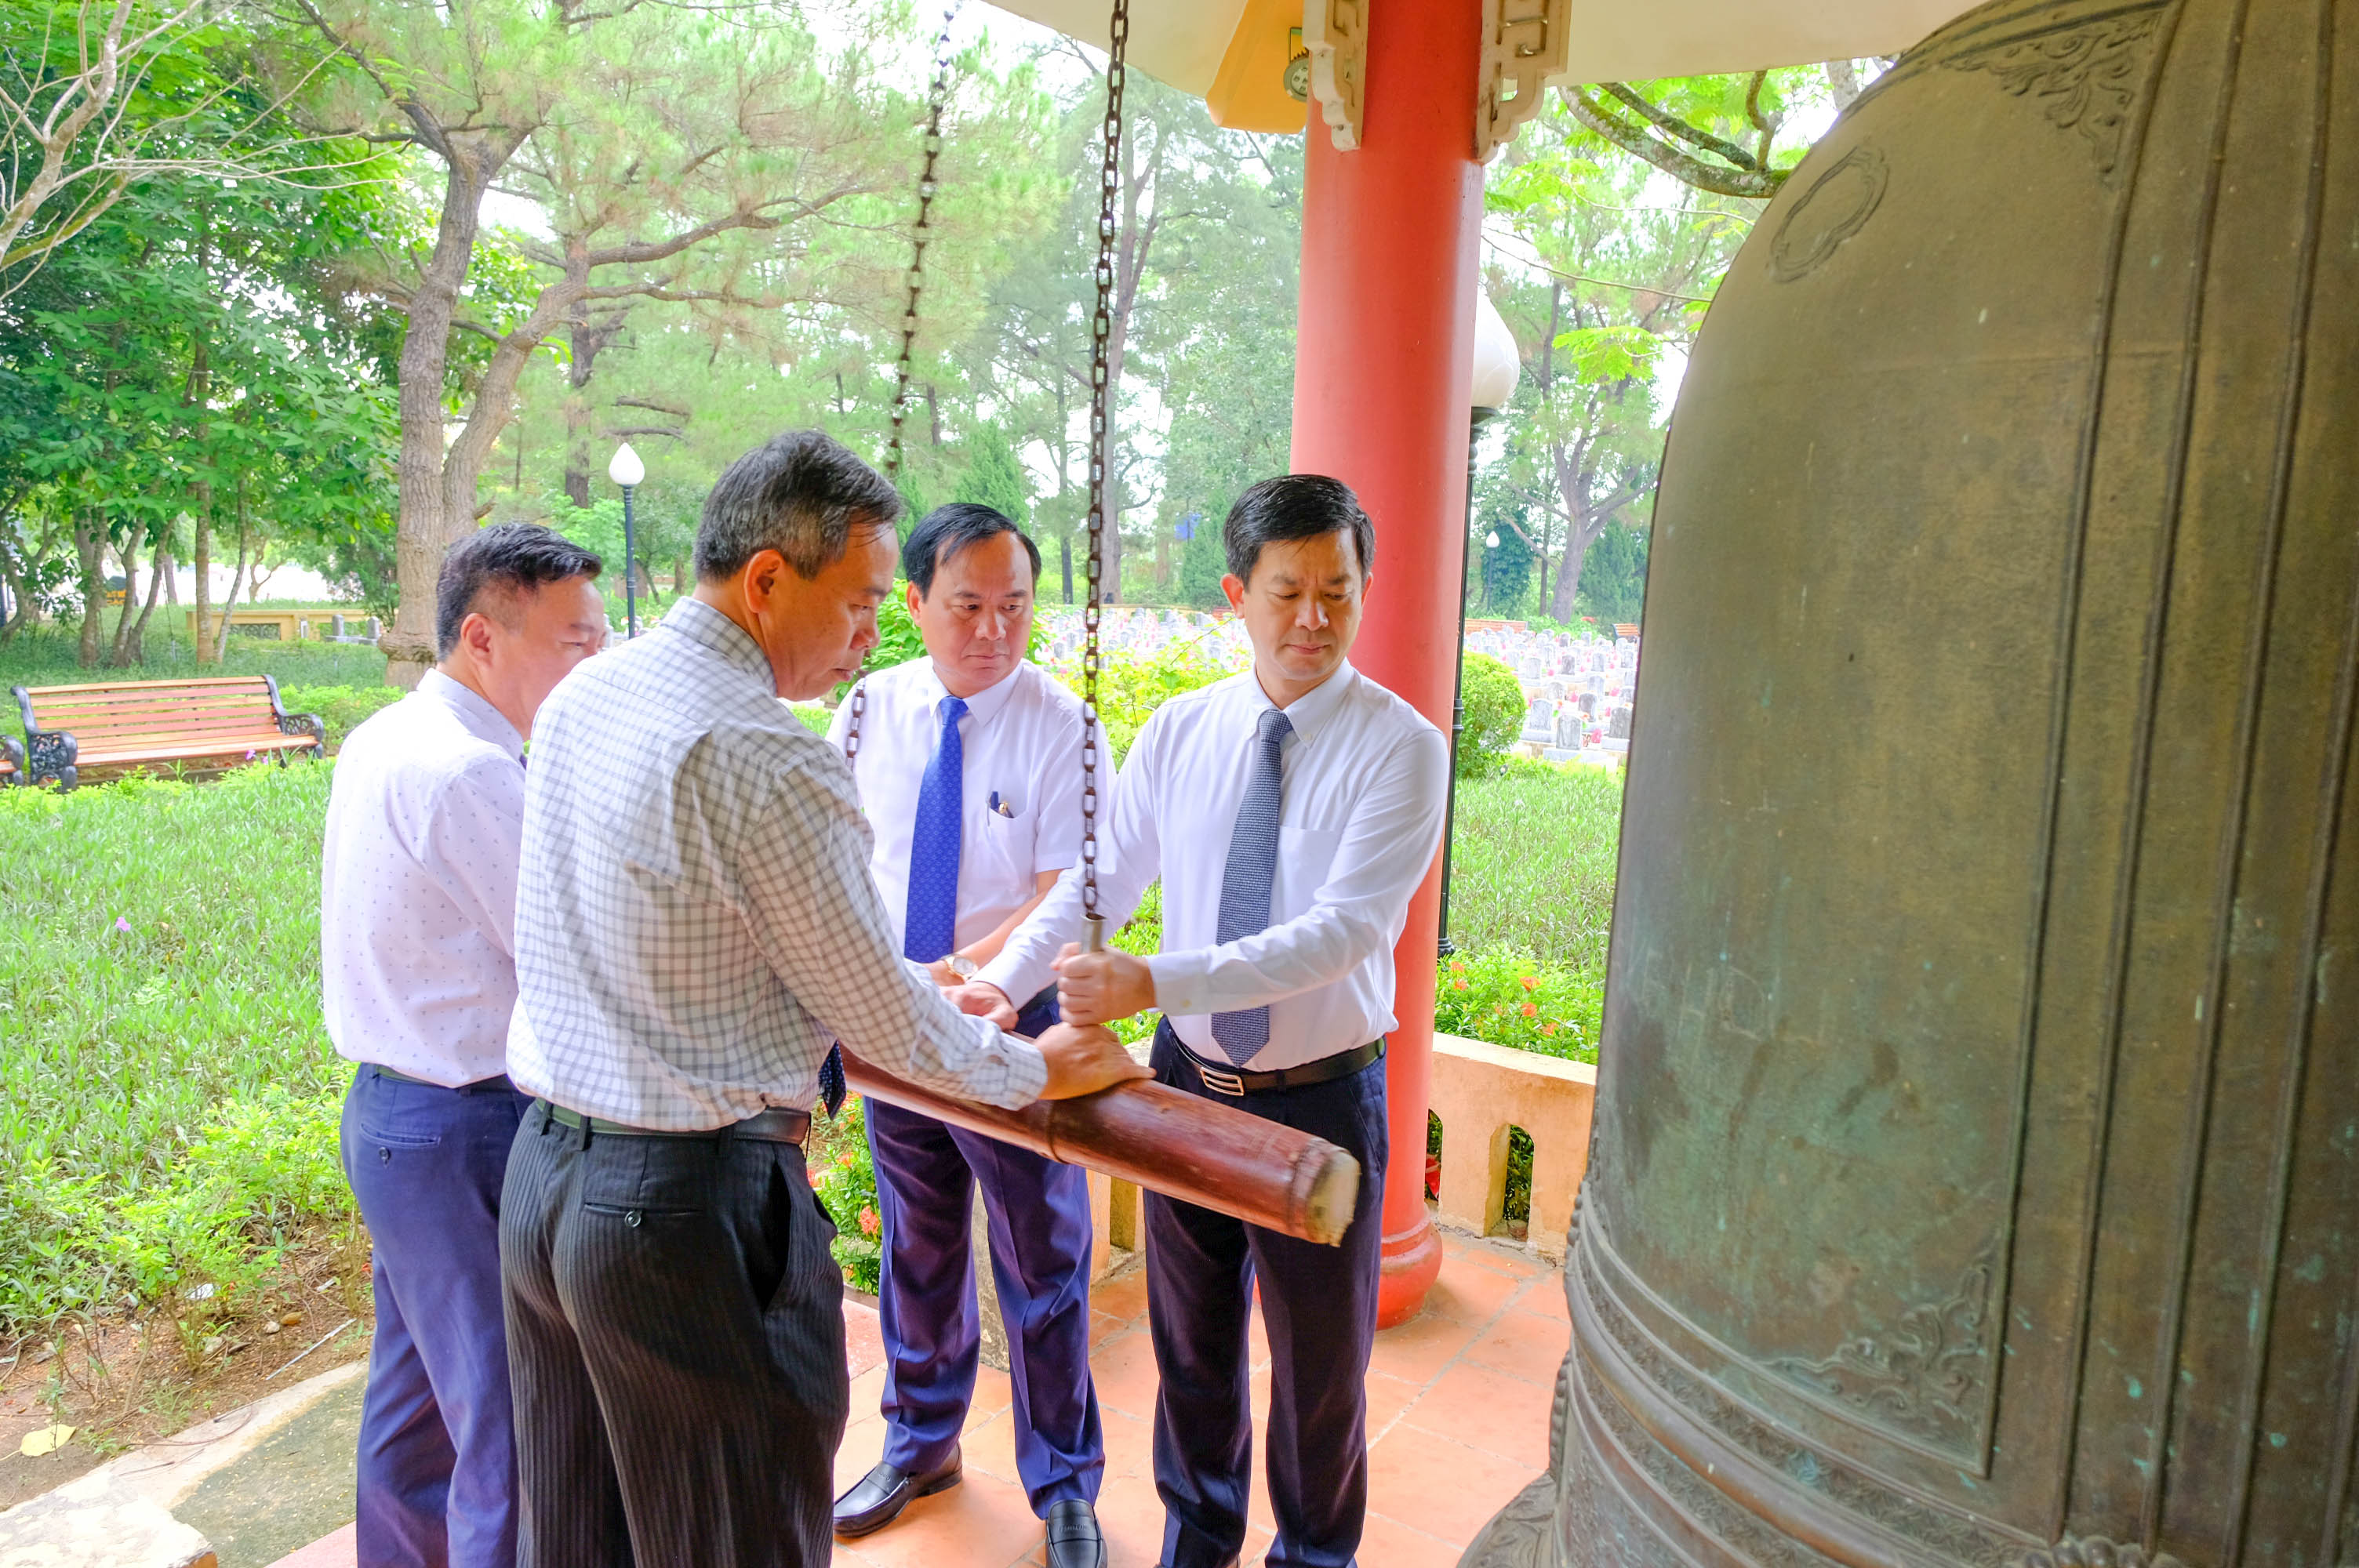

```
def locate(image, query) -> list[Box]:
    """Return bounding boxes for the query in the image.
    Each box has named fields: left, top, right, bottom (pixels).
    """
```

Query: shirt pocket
left=976, top=800, right=1038, bottom=882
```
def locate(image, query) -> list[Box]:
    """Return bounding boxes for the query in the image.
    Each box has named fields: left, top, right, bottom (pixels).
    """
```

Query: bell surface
left=1467, top=0, right=2359, bottom=1564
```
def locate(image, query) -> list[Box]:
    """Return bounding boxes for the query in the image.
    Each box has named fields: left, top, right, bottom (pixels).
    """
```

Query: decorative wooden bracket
left=1478, top=0, right=1572, bottom=160
left=1303, top=0, right=1368, bottom=151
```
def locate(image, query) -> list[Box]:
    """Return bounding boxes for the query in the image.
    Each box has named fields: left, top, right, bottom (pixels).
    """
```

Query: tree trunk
left=385, top=130, right=522, bottom=689
left=75, top=512, right=107, bottom=666
left=111, top=532, right=165, bottom=666
left=214, top=514, right=250, bottom=665
left=1550, top=521, right=1594, bottom=622
left=160, top=541, right=178, bottom=609
left=192, top=508, right=213, bottom=663
left=1060, top=534, right=1073, bottom=605
left=562, top=310, right=620, bottom=508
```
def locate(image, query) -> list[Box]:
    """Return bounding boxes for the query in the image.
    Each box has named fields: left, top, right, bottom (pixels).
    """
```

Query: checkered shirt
left=505, top=597, right=1048, bottom=1129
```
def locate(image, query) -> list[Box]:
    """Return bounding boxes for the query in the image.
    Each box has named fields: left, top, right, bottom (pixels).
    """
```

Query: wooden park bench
left=10, top=676, right=325, bottom=790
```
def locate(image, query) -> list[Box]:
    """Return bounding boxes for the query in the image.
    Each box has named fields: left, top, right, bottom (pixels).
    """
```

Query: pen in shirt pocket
left=987, top=791, right=1016, bottom=817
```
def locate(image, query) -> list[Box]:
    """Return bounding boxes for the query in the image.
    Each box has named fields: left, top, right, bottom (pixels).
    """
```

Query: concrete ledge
left=0, top=1361, right=362, bottom=1568
left=1427, top=1031, right=1597, bottom=1258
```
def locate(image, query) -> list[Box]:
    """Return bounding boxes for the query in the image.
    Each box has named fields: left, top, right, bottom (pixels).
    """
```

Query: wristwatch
left=943, top=953, right=981, bottom=982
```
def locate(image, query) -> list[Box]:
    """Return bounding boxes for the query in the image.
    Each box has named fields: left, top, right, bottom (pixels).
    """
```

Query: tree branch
left=1564, top=86, right=1787, bottom=200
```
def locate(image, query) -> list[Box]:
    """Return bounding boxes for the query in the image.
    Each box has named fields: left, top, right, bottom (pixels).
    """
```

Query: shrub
left=1433, top=946, right=1601, bottom=1063
left=278, top=684, right=404, bottom=746
left=809, top=1094, right=881, bottom=1293
left=1456, top=653, right=1525, bottom=777
left=1072, top=649, right=1228, bottom=765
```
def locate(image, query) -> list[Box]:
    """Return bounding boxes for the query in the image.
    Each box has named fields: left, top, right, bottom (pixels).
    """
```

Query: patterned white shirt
left=980, top=662, right=1448, bottom=1071
left=825, top=658, right=1085, bottom=954
left=321, top=670, right=525, bottom=1087
left=506, top=597, right=1049, bottom=1128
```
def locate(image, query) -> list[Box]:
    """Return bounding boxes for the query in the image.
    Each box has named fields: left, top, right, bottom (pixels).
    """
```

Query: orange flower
left=1448, top=960, right=1467, bottom=972
left=858, top=1206, right=881, bottom=1236
left=1452, top=978, right=1469, bottom=991
left=1520, top=1001, right=1538, bottom=1018
left=838, top=1152, right=857, bottom=1169
left=1520, top=975, right=1541, bottom=993
left=1540, top=1022, right=1558, bottom=1036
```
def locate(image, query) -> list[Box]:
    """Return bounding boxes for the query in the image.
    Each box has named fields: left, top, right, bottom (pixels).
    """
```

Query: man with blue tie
left=954, top=476, right=1449, bottom=1568
left=827, top=503, right=1107, bottom=1568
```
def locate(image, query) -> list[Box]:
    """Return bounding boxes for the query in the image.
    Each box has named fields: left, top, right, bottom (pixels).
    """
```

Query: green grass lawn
left=0, top=738, right=1625, bottom=1329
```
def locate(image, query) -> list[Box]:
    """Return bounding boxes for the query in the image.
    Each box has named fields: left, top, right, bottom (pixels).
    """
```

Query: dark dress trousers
left=499, top=1104, right=846, bottom=1568
left=867, top=988, right=1104, bottom=1512
left=342, top=1065, right=535, bottom=1568
left=1143, top=1019, right=1390, bottom=1568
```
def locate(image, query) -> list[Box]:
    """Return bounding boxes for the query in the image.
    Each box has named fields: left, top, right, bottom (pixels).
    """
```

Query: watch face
left=1284, top=53, right=1310, bottom=102
left=948, top=956, right=980, bottom=979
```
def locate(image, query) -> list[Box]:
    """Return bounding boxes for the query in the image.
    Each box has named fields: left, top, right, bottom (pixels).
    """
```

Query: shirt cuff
left=1145, top=950, right=1212, bottom=1018
left=986, top=1030, right=1049, bottom=1108
left=977, top=950, right=1046, bottom=1010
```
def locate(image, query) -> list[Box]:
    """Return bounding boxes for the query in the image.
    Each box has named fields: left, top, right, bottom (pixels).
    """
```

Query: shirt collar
left=419, top=669, right=524, bottom=761
left=660, top=598, right=773, bottom=687
left=1247, top=659, right=1358, bottom=750
left=907, top=658, right=1023, bottom=728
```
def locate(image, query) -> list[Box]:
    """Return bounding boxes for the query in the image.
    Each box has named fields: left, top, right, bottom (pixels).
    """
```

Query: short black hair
left=695, top=429, right=904, bottom=582
left=1223, top=474, right=1374, bottom=585
left=435, top=524, right=603, bottom=659
left=903, top=503, right=1043, bottom=597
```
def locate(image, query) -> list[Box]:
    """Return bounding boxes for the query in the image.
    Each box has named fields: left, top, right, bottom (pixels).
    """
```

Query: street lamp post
left=1438, top=290, right=1521, bottom=956
left=608, top=442, right=645, bottom=639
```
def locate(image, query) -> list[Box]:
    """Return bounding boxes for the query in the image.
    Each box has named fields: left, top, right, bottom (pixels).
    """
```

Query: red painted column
left=1290, top=0, right=1482, bottom=1328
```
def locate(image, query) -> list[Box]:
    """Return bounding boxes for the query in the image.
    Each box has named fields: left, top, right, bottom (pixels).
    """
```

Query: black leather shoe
left=831, top=1455, right=961, bottom=1538
left=1044, top=1498, right=1107, bottom=1568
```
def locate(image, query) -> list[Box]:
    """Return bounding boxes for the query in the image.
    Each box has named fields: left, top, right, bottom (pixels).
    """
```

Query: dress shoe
left=831, top=1454, right=961, bottom=1538
left=1044, top=1498, right=1107, bottom=1568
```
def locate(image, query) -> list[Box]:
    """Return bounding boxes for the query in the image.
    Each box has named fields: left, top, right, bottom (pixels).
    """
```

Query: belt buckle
left=1197, top=1060, right=1247, bottom=1097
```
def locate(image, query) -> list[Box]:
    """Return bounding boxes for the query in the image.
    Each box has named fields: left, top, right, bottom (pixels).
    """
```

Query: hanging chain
left=1078, top=0, right=1129, bottom=952
left=851, top=4, right=961, bottom=771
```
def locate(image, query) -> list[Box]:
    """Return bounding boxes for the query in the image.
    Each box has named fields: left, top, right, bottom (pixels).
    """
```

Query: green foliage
left=809, top=1094, right=881, bottom=1293
left=1574, top=519, right=1649, bottom=629
left=1456, top=653, right=1525, bottom=778
left=1173, top=524, right=1228, bottom=611
left=277, top=684, right=405, bottom=746
left=1481, top=510, right=1535, bottom=611
left=1072, top=647, right=1228, bottom=765
left=1434, top=947, right=1601, bottom=1064
left=1446, top=757, right=1623, bottom=975
left=0, top=764, right=351, bottom=1330
left=951, top=424, right=1032, bottom=528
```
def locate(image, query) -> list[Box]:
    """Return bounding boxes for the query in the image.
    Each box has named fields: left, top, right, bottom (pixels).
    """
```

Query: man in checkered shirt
left=498, top=429, right=1146, bottom=1568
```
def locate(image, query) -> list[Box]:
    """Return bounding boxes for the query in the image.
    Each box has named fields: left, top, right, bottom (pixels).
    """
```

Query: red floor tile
left=1356, top=1510, right=1470, bottom=1568
left=1423, top=1254, right=1526, bottom=1326
left=841, top=1468, right=1044, bottom=1568
left=1398, top=1360, right=1553, bottom=1469
left=1367, top=1311, right=1481, bottom=1385
left=1363, top=1425, right=1541, bottom=1548
left=1463, top=1309, right=1571, bottom=1386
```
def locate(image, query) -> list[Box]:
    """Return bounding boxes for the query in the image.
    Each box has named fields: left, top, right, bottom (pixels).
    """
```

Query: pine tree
left=952, top=423, right=1032, bottom=528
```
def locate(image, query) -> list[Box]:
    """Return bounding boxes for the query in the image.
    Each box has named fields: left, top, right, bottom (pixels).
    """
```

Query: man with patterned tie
left=827, top=503, right=1107, bottom=1568
left=951, top=476, right=1449, bottom=1568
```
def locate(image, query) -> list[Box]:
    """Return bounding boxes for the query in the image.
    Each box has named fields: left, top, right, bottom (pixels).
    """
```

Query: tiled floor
left=270, top=1232, right=1561, bottom=1568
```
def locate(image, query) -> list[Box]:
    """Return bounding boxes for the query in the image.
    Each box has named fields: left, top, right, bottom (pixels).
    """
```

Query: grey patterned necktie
left=1210, top=707, right=1293, bottom=1065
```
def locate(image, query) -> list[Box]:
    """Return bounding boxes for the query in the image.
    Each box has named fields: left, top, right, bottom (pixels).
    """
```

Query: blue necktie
left=903, top=694, right=968, bottom=964
left=1210, top=707, right=1292, bottom=1065
left=819, top=693, right=968, bottom=1120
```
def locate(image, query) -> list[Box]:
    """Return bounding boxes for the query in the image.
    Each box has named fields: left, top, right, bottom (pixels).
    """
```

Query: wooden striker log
left=841, top=1054, right=1363, bottom=1247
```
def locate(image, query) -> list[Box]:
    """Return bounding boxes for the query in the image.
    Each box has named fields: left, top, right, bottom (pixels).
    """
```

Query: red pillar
left=1290, top=0, right=1482, bottom=1328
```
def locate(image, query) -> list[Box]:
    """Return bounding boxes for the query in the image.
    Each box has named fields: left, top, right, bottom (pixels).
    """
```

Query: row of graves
left=1033, top=607, right=1639, bottom=772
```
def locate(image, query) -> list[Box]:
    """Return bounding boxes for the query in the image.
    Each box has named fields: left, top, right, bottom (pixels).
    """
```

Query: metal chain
left=852, top=4, right=960, bottom=771
left=1079, top=0, right=1130, bottom=950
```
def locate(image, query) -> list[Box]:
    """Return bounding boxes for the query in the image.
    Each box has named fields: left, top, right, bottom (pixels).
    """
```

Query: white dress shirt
left=825, top=658, right=1085, bottom=956
left=980, top=662, right=1449, bottom=1071
left=506, top=599, right=1047, bottom=1129
left=321, top=670, right=525, bottom=1087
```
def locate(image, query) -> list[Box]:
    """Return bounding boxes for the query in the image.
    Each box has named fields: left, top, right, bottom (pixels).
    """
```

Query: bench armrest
left=260, top=674, right=326, bottom=751
left=0, top=733, right=21, bottom=785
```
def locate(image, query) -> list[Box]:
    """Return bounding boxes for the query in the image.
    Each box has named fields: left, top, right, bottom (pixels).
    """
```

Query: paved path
left=265, top=1232, right=1562, bottom=1568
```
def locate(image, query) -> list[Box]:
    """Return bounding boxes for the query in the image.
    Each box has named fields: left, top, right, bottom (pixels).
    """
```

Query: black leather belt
left=1164, top=1023, right=1386, bottom=1097
left=540, top=1101, right=811, bottom=1146
left=369, top=1063, right=515, bottom=1094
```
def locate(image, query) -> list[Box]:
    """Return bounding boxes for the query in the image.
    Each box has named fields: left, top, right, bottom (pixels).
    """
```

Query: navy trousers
left=867, top=989, right=1104, bottom=1513
left=1144, top=1021, right=1390, bottom=1568
left=340, top=1064, right=533, bottom=1568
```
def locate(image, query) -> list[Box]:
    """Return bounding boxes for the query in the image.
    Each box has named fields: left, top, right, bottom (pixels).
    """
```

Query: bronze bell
left=1467, top=0, right=2359, bottom=1563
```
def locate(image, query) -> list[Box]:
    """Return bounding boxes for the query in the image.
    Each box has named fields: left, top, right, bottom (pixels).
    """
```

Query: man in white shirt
left=497, top=430, right=1145, bottom=1568
left=322, top=524, right=607, bottom=1568
left=954, top=475, right=1448, bottom=1568
left=824, top=504, right=1105, bottom=1568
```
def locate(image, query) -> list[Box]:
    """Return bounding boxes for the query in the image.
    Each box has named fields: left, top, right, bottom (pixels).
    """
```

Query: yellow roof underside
left=984, top=0, right=1979, bottom=132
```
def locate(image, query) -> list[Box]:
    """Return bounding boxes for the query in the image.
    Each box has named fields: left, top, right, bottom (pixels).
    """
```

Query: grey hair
left=693, top=429, right=905, bottom=582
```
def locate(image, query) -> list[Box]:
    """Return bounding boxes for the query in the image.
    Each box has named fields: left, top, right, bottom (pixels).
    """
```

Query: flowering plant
left=1431, top=948, right=1602, bottom=1063
left=809, top=1094, right=883, bottom=1293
